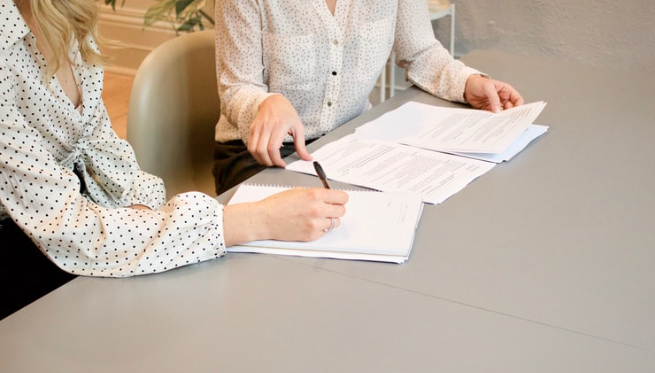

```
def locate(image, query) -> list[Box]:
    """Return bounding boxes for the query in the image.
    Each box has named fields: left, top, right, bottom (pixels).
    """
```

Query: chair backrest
left=126, top=30, right=219, bottom=199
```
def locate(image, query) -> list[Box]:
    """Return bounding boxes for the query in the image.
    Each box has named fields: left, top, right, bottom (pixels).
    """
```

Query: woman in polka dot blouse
left=0, top=0, right=348, bottom=319
left=213, top=0, right=525, bottom=194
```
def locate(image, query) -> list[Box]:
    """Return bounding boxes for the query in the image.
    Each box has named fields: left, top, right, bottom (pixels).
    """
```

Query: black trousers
left=213, top=140, right=313, bottom=196
left=0, top=219, right=76, bottom=320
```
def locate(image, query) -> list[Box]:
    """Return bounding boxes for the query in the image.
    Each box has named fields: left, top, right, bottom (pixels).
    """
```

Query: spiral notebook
left=227, top=184, right=424, bottom=263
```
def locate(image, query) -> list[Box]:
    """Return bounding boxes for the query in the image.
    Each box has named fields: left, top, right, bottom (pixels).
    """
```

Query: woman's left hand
left=464, top=74, right=524, bottom=113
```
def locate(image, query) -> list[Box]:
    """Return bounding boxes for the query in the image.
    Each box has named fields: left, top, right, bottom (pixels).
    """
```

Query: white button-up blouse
left=0, top=1, right=226, bottom=277
left=214, top=0, right=482, bottom=144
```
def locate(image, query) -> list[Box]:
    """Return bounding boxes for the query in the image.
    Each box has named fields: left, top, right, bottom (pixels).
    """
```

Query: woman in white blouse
left=214, top=0, right=525, bottom=194
left=0, top=0, right=347, bottom=319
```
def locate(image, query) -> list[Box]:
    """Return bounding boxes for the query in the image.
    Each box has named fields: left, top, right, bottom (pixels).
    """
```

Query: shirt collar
left=0, top=0, right=32, bottom=54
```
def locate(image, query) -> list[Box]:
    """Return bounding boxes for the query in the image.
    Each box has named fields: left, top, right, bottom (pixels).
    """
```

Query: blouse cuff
left=124, top=170, right=167, bottom=210
left=451, top=66, right=486, bottom=104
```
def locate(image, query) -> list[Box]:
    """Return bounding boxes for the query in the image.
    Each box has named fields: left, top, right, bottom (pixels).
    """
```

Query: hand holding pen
left=313, top=161, right=331, bottom=189
left=313, top=161, right=344, bottom=233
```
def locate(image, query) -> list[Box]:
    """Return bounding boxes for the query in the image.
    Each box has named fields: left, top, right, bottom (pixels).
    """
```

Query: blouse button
left=327, top=101, right=333, bottom=107
left=332, top=71, right=337, bottom=76
left=332, top=39, right=339, bottom=45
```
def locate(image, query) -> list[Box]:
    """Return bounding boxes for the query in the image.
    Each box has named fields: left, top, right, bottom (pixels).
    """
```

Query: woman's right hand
left=223, top=188, right=349, bottom=246
left=247, top=94, right=313, bottom=168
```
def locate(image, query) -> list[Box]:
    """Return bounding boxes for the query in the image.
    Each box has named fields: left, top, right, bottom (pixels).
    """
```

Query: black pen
left=313, top=161, right=331, bottom=189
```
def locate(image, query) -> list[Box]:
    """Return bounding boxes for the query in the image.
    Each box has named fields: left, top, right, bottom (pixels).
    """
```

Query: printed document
left=355, top=101, right=547, bottom=155
left=286, top=134, right=495, bottom=205
left=288, top=101, right=546, bottom=204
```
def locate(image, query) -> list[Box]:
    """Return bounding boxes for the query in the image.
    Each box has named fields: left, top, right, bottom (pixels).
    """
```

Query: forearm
left=223, top=202, right=270, bottom=247
left=1, top=139, right=226, bottom=277
left=406, top=54, right=481, bottom=103
left=22, top=192, right=227, bottom=277
left=215, top=0, right=273, bottom=135
left=394, top=0, right=482, bottom=102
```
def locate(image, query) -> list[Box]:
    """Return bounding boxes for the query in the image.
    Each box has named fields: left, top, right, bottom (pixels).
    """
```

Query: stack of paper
left=227, top=184, right=424, bottom=263
left=355, top=101, right=548, bottom=162
left=287, top=101, right=547, bottom=204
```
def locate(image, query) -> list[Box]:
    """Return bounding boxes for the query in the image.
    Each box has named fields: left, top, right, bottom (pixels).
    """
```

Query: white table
left=1, top=51, right=654, bottom=373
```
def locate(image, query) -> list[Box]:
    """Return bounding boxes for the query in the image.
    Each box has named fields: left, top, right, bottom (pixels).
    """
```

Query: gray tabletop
left=1, top=51, right=654, bottom=373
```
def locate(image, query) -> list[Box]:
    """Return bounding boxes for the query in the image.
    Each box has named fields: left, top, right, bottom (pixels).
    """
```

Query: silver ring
left=323, top=217, right=336, bottom=233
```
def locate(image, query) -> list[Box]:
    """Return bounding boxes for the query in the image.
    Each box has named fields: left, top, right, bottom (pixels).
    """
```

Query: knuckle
left=307, top=205, right=322, bottom=217
left=267, top=144, right=279, bottom=153
left=306, top=188, right=322, bottom=199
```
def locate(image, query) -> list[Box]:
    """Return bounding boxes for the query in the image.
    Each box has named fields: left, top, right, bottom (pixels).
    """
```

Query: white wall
left=100, top=1, right=655, bottom=75
left=435, top=0, right=655, bottom=74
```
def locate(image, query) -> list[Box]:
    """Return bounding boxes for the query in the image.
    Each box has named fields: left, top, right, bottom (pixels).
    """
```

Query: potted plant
left=102, top=0, right=214, bottom=33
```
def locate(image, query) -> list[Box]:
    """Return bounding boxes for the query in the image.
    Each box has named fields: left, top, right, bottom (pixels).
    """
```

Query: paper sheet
left=286, top=134, right=495, bottom=204
left=355, top=101, right=547, bottom=155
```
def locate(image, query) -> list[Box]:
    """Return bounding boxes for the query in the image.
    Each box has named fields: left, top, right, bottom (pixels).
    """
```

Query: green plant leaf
left=144, top=0, right=177, bottom=26
left=102, top=0, right=126, bottom=11
left=176, top=15, right=202, bottom=32
left=103, top=0, right=116, bottom=10
left=121, top=0, right=213, bottom=33
left=175, top=0, right=196, bottom=17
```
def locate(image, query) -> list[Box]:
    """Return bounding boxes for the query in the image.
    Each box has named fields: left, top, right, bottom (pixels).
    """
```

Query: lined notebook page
left=227, top=185, right=424, bottom=263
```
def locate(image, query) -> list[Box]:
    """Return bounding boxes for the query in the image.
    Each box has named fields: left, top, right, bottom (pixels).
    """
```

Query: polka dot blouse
left=214, top=0, right=482, bottom=144
left=0, top=1, right=226, bottom=277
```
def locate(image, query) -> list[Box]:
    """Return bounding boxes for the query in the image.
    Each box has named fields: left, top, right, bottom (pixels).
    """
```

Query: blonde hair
left=27, top=0, right=105, bottom=79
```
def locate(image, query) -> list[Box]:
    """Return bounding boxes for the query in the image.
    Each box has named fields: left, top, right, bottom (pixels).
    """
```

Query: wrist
left=464, top=73, right=488, bottom=103
left=223, top=202, right=270, bottom=246
left=258, top=93, right=284, bottom=110
left=128, top=204, right=152, bottom=211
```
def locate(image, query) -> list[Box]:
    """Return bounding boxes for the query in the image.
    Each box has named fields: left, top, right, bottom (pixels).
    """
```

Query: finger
left=267, top=127, right=288, bottom=168
left=498, top=84, right=524, bottom=109
left=322, top=189, right=349, bottom=206
left=323, top=202, right=347, bottom=219
left=509, top=89, right=525, bottom=107
left=291, top=126, right=313, bottom=161
left=484, top=81, right=503, bottom=113
left=254, top=130, right=275, bottom=166
left=321, top=217, right=340, bottom=233
left=501, top=88, right=515, bottom=110
left=247, top=126, right=266, bottom=165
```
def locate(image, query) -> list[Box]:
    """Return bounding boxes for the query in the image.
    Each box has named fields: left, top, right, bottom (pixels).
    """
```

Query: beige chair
left=126, top=30, right=219, bottom=200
